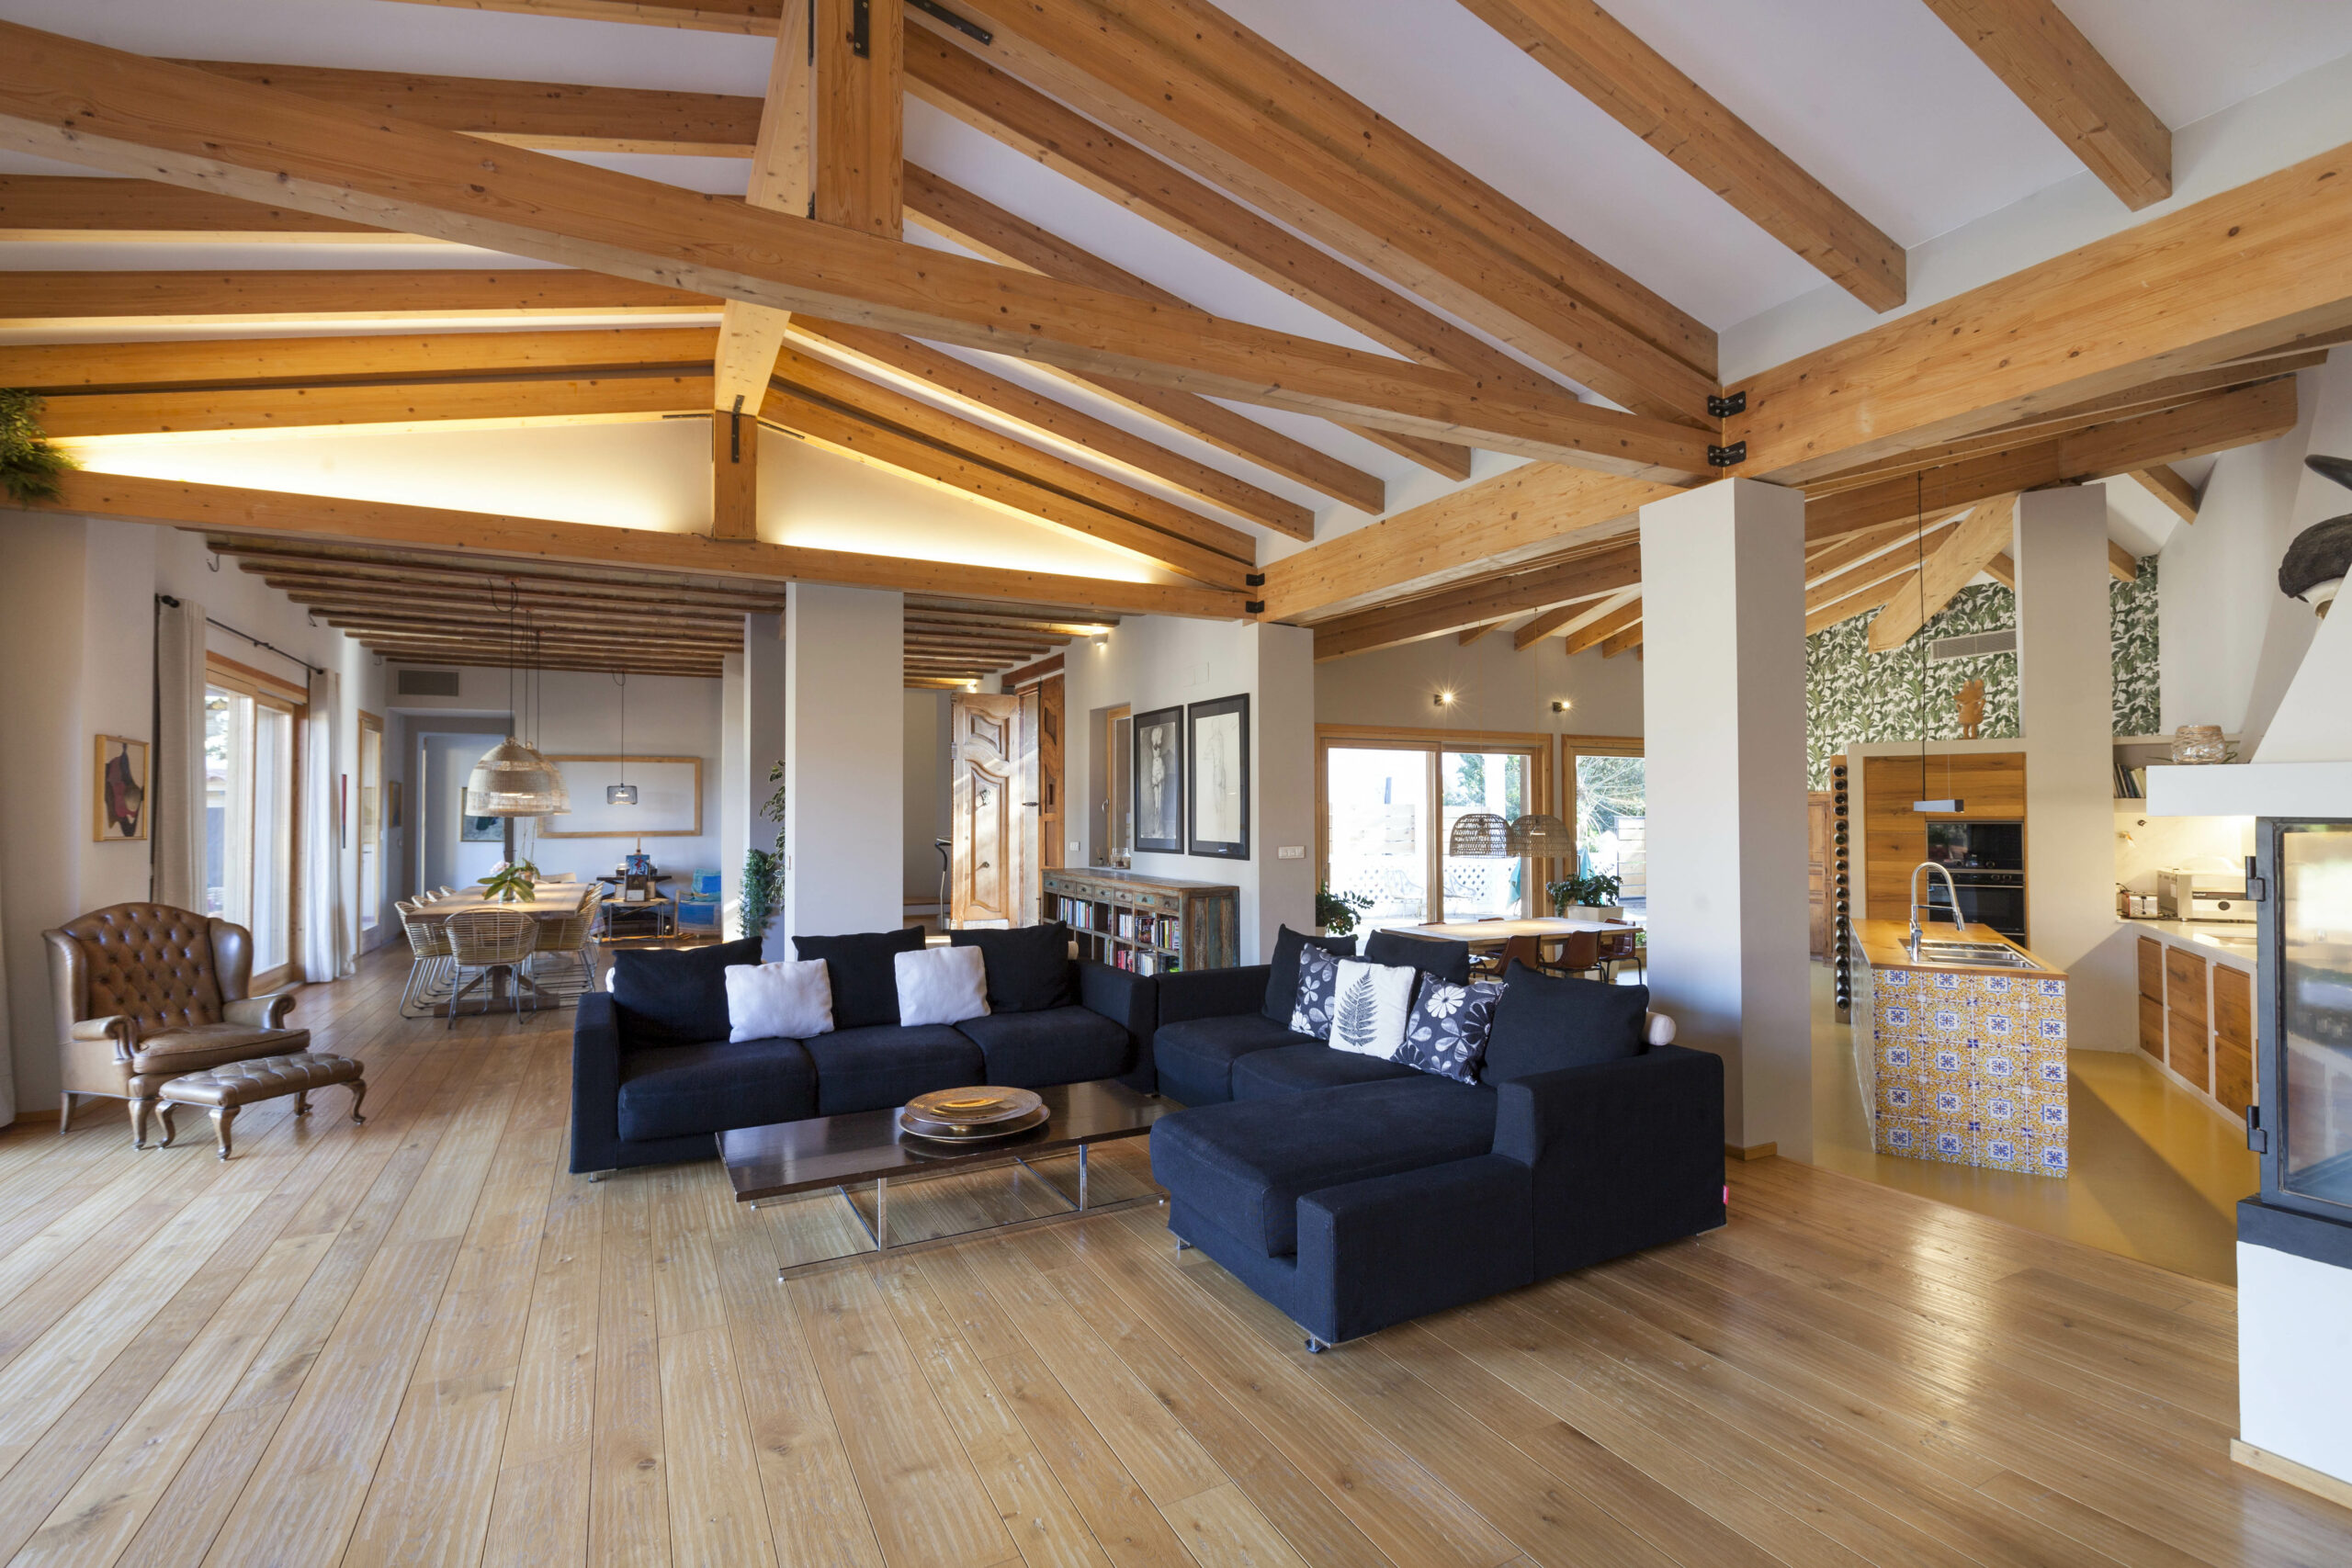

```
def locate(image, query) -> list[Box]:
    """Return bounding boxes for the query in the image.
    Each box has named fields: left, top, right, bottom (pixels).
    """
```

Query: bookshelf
left=1044, top=868, right=1240, bottom=977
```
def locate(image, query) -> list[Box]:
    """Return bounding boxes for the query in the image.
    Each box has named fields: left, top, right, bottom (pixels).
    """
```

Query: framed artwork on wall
left=92, top=736, right=149, bottom=842
left=1132, top=705, right=1183, bottom=855
left=387, top=779, right=402, bottom=831
left=1186, top=694, right=1250, bottom=860
left=538, top=756, right=703, bottom=837
left=460, top=806, right=504, bottom=842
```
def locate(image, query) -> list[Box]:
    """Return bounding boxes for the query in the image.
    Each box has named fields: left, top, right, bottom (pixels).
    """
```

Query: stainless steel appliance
left=2251, top=822, right=2352, bottom=1222
left=2156, top=868, right=2257, bottom=923
left=1922, top=820, right=2027, bottom=941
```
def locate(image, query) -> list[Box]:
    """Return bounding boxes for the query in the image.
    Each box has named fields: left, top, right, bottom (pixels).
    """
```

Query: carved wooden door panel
left=951, top=694, right=1022, bottom=928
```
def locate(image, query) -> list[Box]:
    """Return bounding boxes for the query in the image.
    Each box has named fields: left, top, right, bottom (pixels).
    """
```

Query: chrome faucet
left=1908, top=861, right=1969, bottom=953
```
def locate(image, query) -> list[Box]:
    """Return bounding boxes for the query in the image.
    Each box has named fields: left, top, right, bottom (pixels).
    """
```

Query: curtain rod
left=155, top=593, right=323, bottom=678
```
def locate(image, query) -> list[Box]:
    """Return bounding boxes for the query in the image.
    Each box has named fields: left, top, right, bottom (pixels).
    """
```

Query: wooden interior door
left=951, top=693, right=1023, bottom=928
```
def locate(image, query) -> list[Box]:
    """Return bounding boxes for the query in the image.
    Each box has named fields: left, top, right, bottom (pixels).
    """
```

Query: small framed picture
left=387, top=779, right=403, bottom=832
left=1186, top=694, right=1250, bottom=860
left=1132, top=705, right=1184, bottom=855
left=93, top=736, right=149, bottom=842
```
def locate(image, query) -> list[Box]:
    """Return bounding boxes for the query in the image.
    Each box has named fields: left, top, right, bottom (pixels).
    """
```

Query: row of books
left=1102, top=943, right=1180, bottom=977
left=2113, top=761, right=2150, bottom=798
left=1053, top=897, right=1180, bottom=953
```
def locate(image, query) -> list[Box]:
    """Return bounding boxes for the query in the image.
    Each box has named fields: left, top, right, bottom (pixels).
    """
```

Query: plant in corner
left=0, top=389, right=77, bottom=506
left=740, top=760, right=787, bottom=941
left=1316, top=885, right=1373, bottom=937
left=481, top=858, right=540, bottom=904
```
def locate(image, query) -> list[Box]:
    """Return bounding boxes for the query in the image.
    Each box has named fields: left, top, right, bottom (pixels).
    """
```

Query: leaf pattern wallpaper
left=1805, top=557, right=2157, bottom=788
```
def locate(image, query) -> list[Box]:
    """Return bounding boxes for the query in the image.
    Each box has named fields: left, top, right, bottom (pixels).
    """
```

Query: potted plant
left=482, top=858, right=540, bottom=904
left=1546, top=871, right=1623, bottom=919
left=740, top=760, right=787, bottom=942
left=1316, top=886, right=1373, bottom=938
left=0, top=389, right=76, bottom=505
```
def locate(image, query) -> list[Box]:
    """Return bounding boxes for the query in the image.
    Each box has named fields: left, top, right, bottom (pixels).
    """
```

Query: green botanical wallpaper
left=1804, top=556, right=2158, bottom=788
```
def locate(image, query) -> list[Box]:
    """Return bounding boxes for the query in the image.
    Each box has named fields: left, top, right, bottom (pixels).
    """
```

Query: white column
left=783, top=584, right=903, bottom=950
left=1250, top=622, right=1317, bottom=958
left=1639, top=478, right=1812, bottom=1158
left=718, top=648, right=747, bottom=935
left=2016, top=483, right=2130, bottom=1047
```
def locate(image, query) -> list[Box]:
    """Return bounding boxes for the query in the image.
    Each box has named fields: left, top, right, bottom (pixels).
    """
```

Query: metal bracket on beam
left=1708, top=442, right=1747, bottom=468
left=909, top=0, right=993, bottom=44
left=1707, top=390, right=1747, bottom=418
left=1245, top=600, right=1266, bottom=615
left=729, top=395, right=744, bottom=463
left=1245, top=572, right=1265, bottom=587
left=850, top=0, right=871, bottom=58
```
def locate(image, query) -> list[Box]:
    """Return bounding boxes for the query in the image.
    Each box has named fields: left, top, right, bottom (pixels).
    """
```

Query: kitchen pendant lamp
left=1505, top=812, right=1575, bottom=857
left=1905, top=472, right=1963, bottom=815
left=465, top=587, right=570, bottom=818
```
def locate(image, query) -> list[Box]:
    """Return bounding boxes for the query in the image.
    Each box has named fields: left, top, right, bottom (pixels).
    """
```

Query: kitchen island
left=1852, top=919, right=2071, bottom=1177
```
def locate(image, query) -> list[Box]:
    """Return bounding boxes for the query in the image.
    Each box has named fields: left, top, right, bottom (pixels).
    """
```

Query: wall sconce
left=1433, top=690, right=1456, bottom=707
left=1551, top=699, right=1571, bottom=714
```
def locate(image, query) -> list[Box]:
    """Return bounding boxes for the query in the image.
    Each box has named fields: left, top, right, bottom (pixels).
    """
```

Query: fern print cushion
left=1396, top=977, right=1507, bottom=1084
left=1325, top=959, right=1419, bottom=1059
left=1289, top=944, right=1343, bottom=1038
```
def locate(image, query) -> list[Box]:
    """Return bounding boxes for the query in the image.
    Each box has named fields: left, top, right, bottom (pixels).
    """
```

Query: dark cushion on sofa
left=955, top=1005, right=1132, bottom=1086
left=610, top=936, right=763, bottom=1047
left=1231, top=1043, right=1419, bottom=1100
left=1483, top=962, right=1649, bottom=1082
left=950, top=923, right=1076, bottom=1012
left=1150, top=1077, right=1498, bottom=1257
left=616, top=1036, right=817, bottom=1142
left=1262, top=925, right=1357, bottom=1024
left=1154, top=1011, right=1311, bottom=1107
left=794, top=928, right=925, bottom=1029
left=801, top=1023, right=986, bottom=1115
left=1364, top=929, right=1474, bottom=987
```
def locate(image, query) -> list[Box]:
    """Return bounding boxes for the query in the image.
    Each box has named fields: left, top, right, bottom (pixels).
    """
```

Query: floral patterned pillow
left=1289, top=943, right=1343, bottom=1038
left=1396, top=977, right=1508, bottom=1084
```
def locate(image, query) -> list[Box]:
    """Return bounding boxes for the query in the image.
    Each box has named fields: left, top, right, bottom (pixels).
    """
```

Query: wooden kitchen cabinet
left=2165, top=946, right=2210, bottom=1095
left=2137, top=935, right=2165, bottom=1004
left=1860, top=752, right=2027, bottom=922
left=2138, top=994, right=2166, bottom=1060
left=2212, top=964, right=2254, bottom=1117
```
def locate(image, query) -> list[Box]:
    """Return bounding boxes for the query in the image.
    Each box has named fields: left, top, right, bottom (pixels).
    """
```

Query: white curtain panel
left=300, top=668, right=354, bottom=982
left=153, top=597, right=209, bottom=912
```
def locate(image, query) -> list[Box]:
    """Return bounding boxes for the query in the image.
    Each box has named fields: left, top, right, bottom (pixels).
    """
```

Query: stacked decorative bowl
left=899, top=1086, right=1048, bottom=1143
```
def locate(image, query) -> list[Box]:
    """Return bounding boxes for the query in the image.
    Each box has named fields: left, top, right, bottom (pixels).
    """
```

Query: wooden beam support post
left=713, top=402, right=759, bottom=540
left=815, top=0, right=899, bottom=238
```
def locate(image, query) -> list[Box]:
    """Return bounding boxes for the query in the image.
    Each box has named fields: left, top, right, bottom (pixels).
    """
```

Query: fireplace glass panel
left=2279, top=822, right=2352, bottom=1213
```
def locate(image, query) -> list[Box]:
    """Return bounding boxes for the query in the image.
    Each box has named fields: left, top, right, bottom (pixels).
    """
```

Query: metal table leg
left=875, top=1175, right=888, bottom=1252
left=1079, top=1144, right=1090, bottom=1212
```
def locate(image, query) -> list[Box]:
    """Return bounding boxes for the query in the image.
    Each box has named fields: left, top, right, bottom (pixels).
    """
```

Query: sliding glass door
left=1567, top=743, right=1646, bottom=908
left=1442, top=750, right=1531, bottom=921
left=1319, top=730, right=1551, bottom=931
left=206, top=668, right=302, bottom=986
left=1323, top=747, right=1430, bottom=932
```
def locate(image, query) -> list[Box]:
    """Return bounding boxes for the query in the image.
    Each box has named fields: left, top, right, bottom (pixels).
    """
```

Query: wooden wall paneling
left=2213, top=964, right=2254, bottom=1116
left=1808, top=792, right=1833, bottom=960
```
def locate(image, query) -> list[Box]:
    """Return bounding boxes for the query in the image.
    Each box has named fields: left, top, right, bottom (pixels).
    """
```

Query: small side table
left=600, top=897, right=676, bottom=942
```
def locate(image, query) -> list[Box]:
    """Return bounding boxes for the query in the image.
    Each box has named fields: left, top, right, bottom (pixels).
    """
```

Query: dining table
left=1389, top=916, right=1644, bottom=979
left=412, top=884, right=600, bottom=1014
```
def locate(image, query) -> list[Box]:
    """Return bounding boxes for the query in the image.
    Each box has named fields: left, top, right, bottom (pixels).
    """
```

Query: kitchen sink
left=1910, top=941, right=2040, bottom=968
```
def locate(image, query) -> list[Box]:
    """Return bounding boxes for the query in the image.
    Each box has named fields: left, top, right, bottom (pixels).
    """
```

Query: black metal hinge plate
left=1245, top=600, right=1266, bottom=615
left=850, top=0, right=870, bottom=57
left=1708, top=442, right=1747, bottom=468
left=1708, top=390, right=1746, bottom=417
left=909, top=0, right=993, bottom=44
left=1245, top=571, right=1265, bottom=587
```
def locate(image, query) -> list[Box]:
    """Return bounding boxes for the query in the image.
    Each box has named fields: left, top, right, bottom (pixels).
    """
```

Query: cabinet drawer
left=2137, top=994, right=2165, bottom=1058
left=2165, top=948, right=2208, bottom=1025
left=2168, top=1008, right=2211, bottom=1093
left=2213, top=964, right=2252, bottom=1047
left=2136, top=936, right=2165, bottom=1002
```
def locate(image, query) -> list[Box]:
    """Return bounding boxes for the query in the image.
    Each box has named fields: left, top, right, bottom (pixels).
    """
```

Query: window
left=1318, top=728, right=1554, bottom=931
left=205, top=660, right=303, bottom=987
left=1566, top=739, right=1645, bottom=908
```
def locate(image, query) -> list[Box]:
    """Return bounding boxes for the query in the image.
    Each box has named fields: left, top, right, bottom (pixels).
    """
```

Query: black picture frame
left=1185, top=694, right=1250, bottom=860
left=1132, top=705, right=1185, bottom=854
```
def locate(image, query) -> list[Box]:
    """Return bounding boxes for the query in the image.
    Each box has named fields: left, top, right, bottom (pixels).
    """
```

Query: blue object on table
left=691, top=869, right=721, bottom=898
left=675, top=899, right=719, bottom=931
left=623, top=851, right=656, bottom=876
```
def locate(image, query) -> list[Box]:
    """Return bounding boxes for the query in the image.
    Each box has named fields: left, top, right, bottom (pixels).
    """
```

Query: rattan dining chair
left=527, top=907, right=598, bottom=995
left=444, top=908, right=537, bottom=1027
left=396, top=900, right=455, bottom=1017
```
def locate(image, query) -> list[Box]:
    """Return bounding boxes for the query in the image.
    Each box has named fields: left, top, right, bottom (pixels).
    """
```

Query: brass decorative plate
left=900, top=1086, right=1047, bottom=1142
left=899, top=1104, right=1051, bottom=1144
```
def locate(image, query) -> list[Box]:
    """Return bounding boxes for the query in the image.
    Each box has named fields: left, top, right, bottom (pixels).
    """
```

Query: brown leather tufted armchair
left=44, top=903, right=310, bottom=1147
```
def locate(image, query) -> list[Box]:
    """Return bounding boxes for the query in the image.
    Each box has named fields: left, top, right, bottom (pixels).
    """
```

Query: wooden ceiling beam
left=2131, top=464, right=2202, bottom=524
left=1918, top=0, right=2169, bottom=209
left=1454, top=0, right=1904, bottom=311
left=244, top=567, right=790, bottom=615
left=815, top=0, right=898, bottom=238
left=904, top=165, right=1411, bottom=503
left=1600, top=624, right=1645, bottom=657
left=1510, top=602, right=1587, bottom=651
left=917, top=0, right=1717, bottom=423
left=173, top=59, right=764, bottom=156
left=2109, top=541, right=2141, bottom=583
left=1725, top=141, right=2352, bottom=485
left=1804, top=521, right=1958, bottom=611
left=40, top=472, right=1250, bottom=619
left=275, top=592, right=752, bottom=632
left=796, top=321, right=1313, bottom=538
left=1984, top=553, right=2018, bottom=591
left=1561, top=598, right=1642, bottom=656
left=901, top=31, right=1577, bottom=403
left=1311, top=543, right=1642, bottom=661
left=39, top=374, right=712, bottom=441
left=0, top=176, right=418, bottom=243
left=1457, top=622, right=1507, bottom=647
left=0, top=27, right=1705, bottom=479
left=713, top=0, right=815, bottom=416
left=0, top=327, right=722, bottom=390
left=1865, top=494, right=2018, bottom=651
left=0, top=268, right=713, bottom=327
left=212, top=537, right=800, bottom=603
left=1807, top=574, right=1910, bottom=637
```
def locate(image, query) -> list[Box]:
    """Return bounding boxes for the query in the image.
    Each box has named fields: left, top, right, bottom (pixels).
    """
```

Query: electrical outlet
left=1276, top=845, right=1306, bottom=860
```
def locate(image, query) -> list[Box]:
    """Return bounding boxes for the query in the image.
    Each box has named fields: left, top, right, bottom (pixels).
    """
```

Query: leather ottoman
left=157, top=1053, right=368, bottom=1159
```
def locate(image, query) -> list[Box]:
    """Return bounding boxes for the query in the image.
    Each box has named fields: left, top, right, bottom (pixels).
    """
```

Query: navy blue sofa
left=1148, top=944, right=1724, bottom=1348
left=570, top=932, right=1156, bottom=1174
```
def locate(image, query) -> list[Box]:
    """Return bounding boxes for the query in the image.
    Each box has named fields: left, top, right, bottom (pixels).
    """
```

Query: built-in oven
left=1927, top=819, right=2024, bottom=872
left=1923, top=820, right=2027, bottom=941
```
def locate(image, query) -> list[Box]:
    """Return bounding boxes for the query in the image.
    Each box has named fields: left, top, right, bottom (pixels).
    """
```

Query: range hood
left=2145, top=600, right=2352, bottom=817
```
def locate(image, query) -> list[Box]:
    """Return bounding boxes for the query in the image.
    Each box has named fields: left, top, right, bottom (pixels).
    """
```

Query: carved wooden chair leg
left=157, top=1104, right=178, bottom=1148
left=347, top=1080, right=368, bottom=1125
left=210, top=1105, right=240, bottom=1161
left=129, top=1096, right=157, bottom=1149
left=293, top=1090, right=311, bottom=1117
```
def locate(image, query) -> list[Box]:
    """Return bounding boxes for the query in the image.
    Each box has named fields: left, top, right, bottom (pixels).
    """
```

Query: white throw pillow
left=726, top=960, right=833, bottom=1041
left=896, top=945, right=991, bottom=1028
left=1327, top=959, right=1418, bottom=1059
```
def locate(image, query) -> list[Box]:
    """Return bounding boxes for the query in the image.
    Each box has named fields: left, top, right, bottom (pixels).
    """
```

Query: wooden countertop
left=1851, top=918, right=2066, bottom=978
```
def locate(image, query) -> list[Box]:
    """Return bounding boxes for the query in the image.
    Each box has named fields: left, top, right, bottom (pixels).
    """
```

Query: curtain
left=300, top=668, right=353, bottom=983
left=153, top=597, right=209, bottom=911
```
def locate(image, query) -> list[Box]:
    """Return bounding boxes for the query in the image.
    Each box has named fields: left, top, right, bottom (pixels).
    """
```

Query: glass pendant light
left=606, top=671, right=638, bottom=805
left=466, top=592, right=569, bottom=818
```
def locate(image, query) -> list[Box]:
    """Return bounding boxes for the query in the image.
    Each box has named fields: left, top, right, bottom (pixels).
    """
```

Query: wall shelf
left=1045, top=867, right=1239, bottom=976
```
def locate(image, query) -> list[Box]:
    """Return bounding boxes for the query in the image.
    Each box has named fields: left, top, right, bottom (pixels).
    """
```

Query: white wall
left=1314, top=630, right=1645, bottom=738
left=421, top=730, right=511, bottom=892
left=0, top=510, right=384, bottom=1122
left=1063, top=615, right=1316, bottom=962
left=903, top=691, right=952, bottom=905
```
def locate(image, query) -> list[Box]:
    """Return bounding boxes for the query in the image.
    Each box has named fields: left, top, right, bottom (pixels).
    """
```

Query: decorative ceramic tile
left=2034, top=1056, right=2068, bottom=1089
left=1880, top=967, right=1914, bottom=992
left=1877, top=1080, right=1919, bottom=1116
left=1877, top=1040, right=1917, bottom=1077
left=1929, top=1127, right=1973, bottom=1165
left=2037, top=1096, right=2070, bottom=1132
left=1929, top=1045, right=1968, bottom=1082
left=1928, top=1003, right=1971, bottom=1040
left=1876, top=1116, right=1925, bottom=1157
left=2040, top=1142, right=2071, bottom=1178
left=1981, top=1133, right=2032, bottom=1172
left=1976, top=1007, right=2021, bottom=1044
left=1931, top=1084, right=1968, bottom=1123
left=1974, top=1045, right=2023, bottom=1086
left=1972, top=1083, right=2028, bottom=1130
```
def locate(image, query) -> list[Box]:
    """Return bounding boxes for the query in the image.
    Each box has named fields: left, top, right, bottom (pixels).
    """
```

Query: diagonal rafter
left=1864, top=493, right=2018, bottom=651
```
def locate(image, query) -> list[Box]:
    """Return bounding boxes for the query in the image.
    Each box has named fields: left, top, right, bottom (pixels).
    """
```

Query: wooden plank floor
left=0, top=948, right=2344, bottom=1566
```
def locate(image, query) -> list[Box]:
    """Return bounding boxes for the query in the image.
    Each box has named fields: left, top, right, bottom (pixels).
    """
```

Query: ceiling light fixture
left=465, top=582, right=569, bottom=818
left=606, top=670, right=638, bottom=806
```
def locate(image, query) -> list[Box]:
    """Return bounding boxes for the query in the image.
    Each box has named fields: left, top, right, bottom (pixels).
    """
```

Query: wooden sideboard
left=2136, top=930, right=2255, bottom=1119
left=1045, top=868, right=1239, bottom=976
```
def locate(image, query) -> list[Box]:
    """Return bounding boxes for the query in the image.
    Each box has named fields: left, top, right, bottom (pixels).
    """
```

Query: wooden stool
left=156, top=1053, right=368, bottom=1160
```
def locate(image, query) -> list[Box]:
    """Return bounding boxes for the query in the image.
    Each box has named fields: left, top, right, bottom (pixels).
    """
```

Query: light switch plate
left=1277, top=845, right=1306, bottom=860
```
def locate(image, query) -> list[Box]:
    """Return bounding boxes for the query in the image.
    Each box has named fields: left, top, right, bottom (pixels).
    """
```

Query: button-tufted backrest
left=58, top=904, right=228, bottom=1034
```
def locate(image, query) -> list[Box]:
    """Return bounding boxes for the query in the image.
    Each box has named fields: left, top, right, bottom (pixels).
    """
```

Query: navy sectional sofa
left=1148, top=940, right=1725, bottom=1348
left=570, top=932, right=1155, bottom=1173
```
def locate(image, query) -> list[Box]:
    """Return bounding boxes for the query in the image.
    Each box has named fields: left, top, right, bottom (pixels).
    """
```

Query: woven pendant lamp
left=1505, top=812, right=1574, bottom=857
left=465, top=737, right=571, bottom=818
left=1447, top=810, right=1511, bottom=858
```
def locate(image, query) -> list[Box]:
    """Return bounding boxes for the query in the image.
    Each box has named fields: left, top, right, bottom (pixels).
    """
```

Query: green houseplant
left=1546, top=870, right=1623, bottom=916
left=482, top=858, right=540, bottom=904
left=1316, top=885, right=1373, bottom=938
left=740, top=760, right=787, bottom=942
left=0, top=390, right=77, bottom=506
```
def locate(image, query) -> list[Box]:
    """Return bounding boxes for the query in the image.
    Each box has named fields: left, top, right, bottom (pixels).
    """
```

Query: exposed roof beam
left=1510, top=602, right=1587, bottom=650
left=0, top=327, right=721, bottom=389
left=1454, top=0, right=1904, bottom=311
left=900, top=32, right=1579, bottom=402
left=815, top=0, right=898, bottom=238
left=1918, top=0, right=2169, bottom=209
left=1807, top=575, right=1910, bottom=637
left=1984, top=553, right=2018, bottom=591
left=905, top=164, right=1420, bottom=501
left=1804, top=520, right=1959, bottom=610
left=0, top=26, right=1706, bottom=479
left=383, top=0, right=785, bottom=37
left=41, top=374, right=710, bottom=440
left=916, top=0, right=1717, bottom=423
left=1725, top=141, right=2352, bottom=485
left=1600, top=625, right=1644, bottom=657
left=2131, top=464, right=2202, bottom=525
left=1458, top=622, right=1507, bottom=646
left=39, top=471, right=1249, bottom=618
left=1864, top=494, right=2018, bottom=650
left=713, top=2, right=815, bottom=415
left=0, top=268, right=710, bottom=326
left=1311, top=543, right=1641, bottom=660
left=0, top=175, right=432, bottom=243
left=2109, top=541, right=2141, bottom=583
left=1563, top=598, right=1642, bottom=655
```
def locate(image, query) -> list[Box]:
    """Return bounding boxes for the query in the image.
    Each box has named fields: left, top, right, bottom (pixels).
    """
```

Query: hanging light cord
left=612, top=670, right=628, bottom=785
left=1917, top=470, right=1930, bottom=801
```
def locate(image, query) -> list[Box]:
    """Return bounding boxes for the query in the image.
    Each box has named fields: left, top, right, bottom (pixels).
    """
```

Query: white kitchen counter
left=2120, top=917, right=2256, bottom=969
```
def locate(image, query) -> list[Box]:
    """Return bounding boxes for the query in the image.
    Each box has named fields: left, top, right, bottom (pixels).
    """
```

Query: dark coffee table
left=718, top=1078, right=1167, bottom=1276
